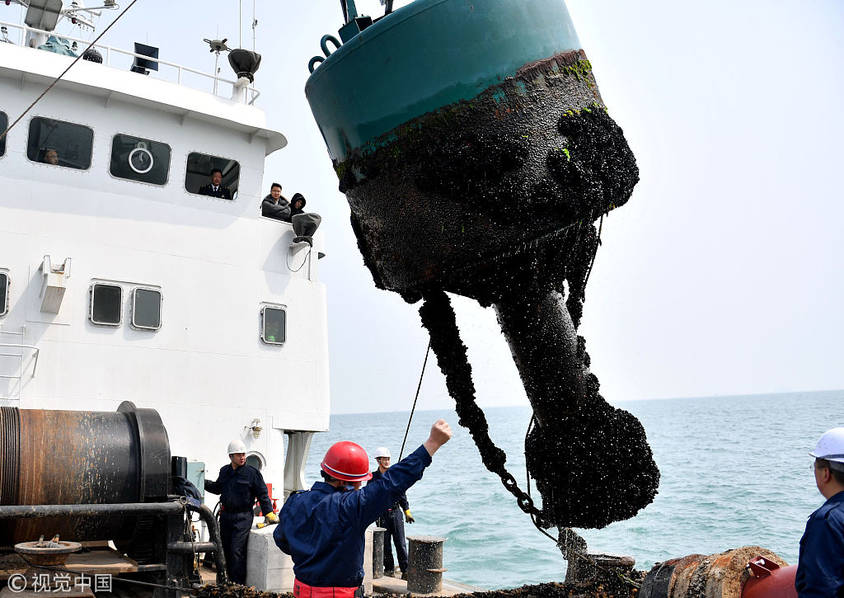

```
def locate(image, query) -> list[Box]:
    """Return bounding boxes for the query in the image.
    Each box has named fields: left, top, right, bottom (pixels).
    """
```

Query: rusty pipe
left=0, top=501, right=184, bottom=519
left=167, top=541, right=217, bottom=553
left=640, top=547, right=794, bottom=598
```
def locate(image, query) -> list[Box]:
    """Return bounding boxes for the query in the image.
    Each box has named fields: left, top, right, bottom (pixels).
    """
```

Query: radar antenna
left=9, top=0, right=120, bottom=33
left=203, top=37, right=231, bottom=95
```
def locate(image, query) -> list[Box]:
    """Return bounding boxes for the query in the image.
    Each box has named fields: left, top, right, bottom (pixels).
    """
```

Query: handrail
left=0, top=19, right=261, bottom=105
left=0, top=343, right=40, bottom=378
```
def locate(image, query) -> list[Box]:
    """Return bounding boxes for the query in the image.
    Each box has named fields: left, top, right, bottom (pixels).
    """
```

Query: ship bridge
left=0, top=19, right=328, bottom=502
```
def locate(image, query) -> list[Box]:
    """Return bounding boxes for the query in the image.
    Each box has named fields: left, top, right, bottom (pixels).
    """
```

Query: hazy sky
left=25, top=1, right=843, bottom=414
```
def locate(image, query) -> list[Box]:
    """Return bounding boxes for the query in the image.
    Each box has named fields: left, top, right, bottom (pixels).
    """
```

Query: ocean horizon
left=303, top=389, right=843, bottom=589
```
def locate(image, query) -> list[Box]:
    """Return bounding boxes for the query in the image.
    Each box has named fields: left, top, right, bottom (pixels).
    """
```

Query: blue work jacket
left=370, top=468, right=409, bottom=511
left=274, top=444, right=432, bottom=587
left=205, top=464, right=273, bottom=515
left=796, top=490, right=844, bottom=597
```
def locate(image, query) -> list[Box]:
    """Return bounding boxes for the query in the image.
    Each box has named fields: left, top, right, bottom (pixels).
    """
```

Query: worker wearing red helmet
left=274, top=419, right=452, bottom=597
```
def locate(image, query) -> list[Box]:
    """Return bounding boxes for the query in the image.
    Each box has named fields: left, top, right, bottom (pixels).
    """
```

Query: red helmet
left=321, top=441, right=373, bottom=482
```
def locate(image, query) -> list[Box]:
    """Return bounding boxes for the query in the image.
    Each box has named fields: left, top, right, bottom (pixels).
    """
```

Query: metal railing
left=0, top=343, right=40, bottom=379
left=0, top=20, right=261, bottom=105
left=0, top=326, right=39, bottom=401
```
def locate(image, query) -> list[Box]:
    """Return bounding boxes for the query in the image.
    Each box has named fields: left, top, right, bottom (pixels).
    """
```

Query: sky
left=21, top=0, right=844, bottom=415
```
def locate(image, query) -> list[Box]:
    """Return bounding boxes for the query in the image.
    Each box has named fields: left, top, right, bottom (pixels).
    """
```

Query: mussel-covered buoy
left=306, top=0, right=659, bottom=530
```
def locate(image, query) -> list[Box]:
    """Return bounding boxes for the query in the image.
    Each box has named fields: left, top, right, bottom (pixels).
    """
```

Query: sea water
left=304, top=390, right=842, bottom=589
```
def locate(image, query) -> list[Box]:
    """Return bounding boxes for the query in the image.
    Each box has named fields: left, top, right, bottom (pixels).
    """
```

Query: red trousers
left=292, top=579, right=363, bottom=598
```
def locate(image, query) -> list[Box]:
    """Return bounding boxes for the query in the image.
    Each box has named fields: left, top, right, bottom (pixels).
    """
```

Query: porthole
left=131, top=287, right=162, bottom=330
left=27, top=116, right=93, bottom=170
left=261, top=305, right=286, bottom=345
left=185, top=152, right=239, bottom=200
left=89, top=283, right=122, bottom=326
left=246, top=454, right=263, bottom=470
left=110, top=134, right=170, bottom=185
left=0, top=271, right=9, bottom=316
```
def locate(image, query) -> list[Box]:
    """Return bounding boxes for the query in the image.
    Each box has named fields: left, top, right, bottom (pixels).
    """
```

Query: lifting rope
left=397, top=339, right=430, bottom=461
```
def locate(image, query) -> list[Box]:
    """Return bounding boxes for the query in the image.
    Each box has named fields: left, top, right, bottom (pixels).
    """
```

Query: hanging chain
left=418, top=289, right=545, bottom=524
left=418, top=287, right=641, bottom=591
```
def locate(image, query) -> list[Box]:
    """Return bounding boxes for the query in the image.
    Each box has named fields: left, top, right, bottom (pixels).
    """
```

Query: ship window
left=110, top=134, right=171, bottom=185
left=89, top=283, right=122, bottom=326
left=27, top=117, right=93, bottom=170
left=131, top=288, right=162, bottom=330
left=0, top=271, right=8, bottom=317
left=261, top=305, right=286, bottom=345
left=0, top=112, right=7, bottom=157
left=185, top=152, right=239, bottom=200
left=246, top=454, right=263, bottom=470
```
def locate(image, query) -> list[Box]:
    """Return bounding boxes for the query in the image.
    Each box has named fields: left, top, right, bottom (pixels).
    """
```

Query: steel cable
left=398, top=340, right=430, bottom=461
left=0, top=0, right=141, bottom=143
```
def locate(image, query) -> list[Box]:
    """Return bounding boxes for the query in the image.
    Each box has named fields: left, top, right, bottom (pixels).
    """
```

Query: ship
left=0, top=0, right=330, bottom=593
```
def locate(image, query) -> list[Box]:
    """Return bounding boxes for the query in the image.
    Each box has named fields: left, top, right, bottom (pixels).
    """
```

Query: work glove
left=264, top=512, right=279, bottom=525
left=404, top=509, right=415, bottom=524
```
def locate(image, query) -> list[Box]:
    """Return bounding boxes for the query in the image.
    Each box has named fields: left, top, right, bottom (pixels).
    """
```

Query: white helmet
left=227, top=439, right=247, bottom=455
left=373, top=446, right=391, bottom=460
left=809, top=427, right=844, bottom=463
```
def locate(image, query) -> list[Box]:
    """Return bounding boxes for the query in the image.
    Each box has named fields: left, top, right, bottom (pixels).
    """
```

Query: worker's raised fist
left=424, top=419, right=452, bottom=456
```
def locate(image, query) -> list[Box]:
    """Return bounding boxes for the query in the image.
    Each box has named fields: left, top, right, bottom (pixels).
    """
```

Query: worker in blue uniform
left=796, top=427, right=844, bottom=598
left=205, top=439, right=279, bottom=584
left=371, top=446, right=414, bottom=579
left=274, top=419, right=452, bottom=598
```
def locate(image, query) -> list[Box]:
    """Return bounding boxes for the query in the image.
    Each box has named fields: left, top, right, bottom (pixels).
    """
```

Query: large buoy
left=306, top=0, right=658, bottom=531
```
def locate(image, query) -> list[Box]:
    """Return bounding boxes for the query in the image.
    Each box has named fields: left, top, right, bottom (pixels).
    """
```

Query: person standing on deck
left=205, top=439, right=279, bottom=584
left=371, top=446, right=414, bottom=579
left=274, top=419, right=452, bottom=597
left=796, top=426, right=844, bottom=597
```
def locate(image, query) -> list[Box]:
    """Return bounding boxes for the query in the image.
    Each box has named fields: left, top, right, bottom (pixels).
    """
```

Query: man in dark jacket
left=261, top=182, right=291, bottom=221
left=274, top=420, right=451, bottom=597
left=205, top=438, right=278, bottom=584
left=371, top=446, right=413, bottom=579
left=290, top=193, right=306, bottom=219
left=199, top=168, right=232, bottom=199
left=796, top=427, right=844, bottom=597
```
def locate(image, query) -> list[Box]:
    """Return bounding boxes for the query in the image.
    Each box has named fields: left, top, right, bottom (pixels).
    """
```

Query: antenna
left=203, top=37, right=231, bottom=94
left=238, top=0, right=242, bottom=48
left=251, top=0, right=257, bottom=52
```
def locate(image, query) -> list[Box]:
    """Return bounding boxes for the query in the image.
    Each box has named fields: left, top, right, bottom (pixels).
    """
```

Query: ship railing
left=0, top=326, right=39, bottom=401
left=0, top=20, right=261, bottom=105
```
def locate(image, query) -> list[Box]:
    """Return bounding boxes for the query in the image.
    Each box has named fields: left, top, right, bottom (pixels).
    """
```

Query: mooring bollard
left=372, top=527, right=385, bottom=579
left=407, top=536, right=446, bottom=594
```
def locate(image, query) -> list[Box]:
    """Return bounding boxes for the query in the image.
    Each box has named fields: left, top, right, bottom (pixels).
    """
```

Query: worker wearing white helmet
left=371, top=446, right=415, bottom=579
left=205, top=438, right=279, bottom=584
left=795, top=427, right=844, bottom=597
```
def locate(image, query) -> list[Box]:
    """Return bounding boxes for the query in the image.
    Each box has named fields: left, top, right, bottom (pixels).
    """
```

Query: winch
left=0, top=403, right=226, bottom=597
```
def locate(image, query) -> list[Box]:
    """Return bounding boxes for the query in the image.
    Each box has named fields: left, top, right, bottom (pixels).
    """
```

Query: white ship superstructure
left=0, top=12, right=329, bottom=503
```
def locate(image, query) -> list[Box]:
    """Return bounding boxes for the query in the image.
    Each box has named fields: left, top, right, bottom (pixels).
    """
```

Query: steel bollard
left=407, top=536, right=447, bottom=594
left=371, top=527, right=386, bottom=579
